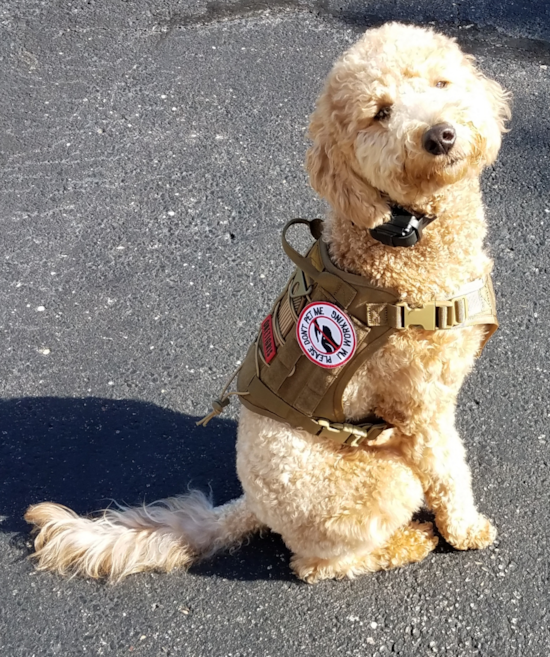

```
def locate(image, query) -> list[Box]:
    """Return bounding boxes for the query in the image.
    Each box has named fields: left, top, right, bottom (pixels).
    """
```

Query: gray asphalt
left=1, top=1, right=549, bottom=656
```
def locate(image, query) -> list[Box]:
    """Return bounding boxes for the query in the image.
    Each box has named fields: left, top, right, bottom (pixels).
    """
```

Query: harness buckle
left=396, top=297, right=469, bottom=330
left=316, top=418, right=390, bottom=447
left=343, top=423, right=390, bottom=447
left=435, top=296, right=469, bottom=329
left=453, top=296, right=468, bottom=324
left=396, top=302, right=437, bottom=330
left=435, top=301, right=455, bottom=328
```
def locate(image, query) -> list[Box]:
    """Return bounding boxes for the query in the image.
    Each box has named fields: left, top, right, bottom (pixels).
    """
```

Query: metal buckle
left=316, top=419, right=389, bottom=447
left=316, top=418, right=358, bottom=435
left=343, top=423, right=389, bottom=447
left=396, top=302, right=436, bottom=330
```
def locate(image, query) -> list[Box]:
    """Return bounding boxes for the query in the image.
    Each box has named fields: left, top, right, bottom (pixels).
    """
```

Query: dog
left=25, top=22, right=510, bottom=583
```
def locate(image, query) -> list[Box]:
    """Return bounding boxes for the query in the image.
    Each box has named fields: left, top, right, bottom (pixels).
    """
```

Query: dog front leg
left=401, top=411, right=496, bottom=550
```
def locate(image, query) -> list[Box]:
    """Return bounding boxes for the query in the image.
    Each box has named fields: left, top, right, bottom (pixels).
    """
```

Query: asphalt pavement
left=0, top=1, right=549, bottom=655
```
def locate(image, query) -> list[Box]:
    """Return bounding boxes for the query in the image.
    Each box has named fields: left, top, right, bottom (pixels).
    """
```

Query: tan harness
left=199, top=218, right=498, bottom=447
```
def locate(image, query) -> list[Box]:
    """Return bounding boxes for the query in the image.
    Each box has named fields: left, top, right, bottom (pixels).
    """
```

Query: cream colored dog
left=26, top=23, right=510, bottom=583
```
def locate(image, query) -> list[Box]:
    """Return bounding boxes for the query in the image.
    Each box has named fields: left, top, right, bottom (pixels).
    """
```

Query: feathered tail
left=25, top=492, right=261, bottom=581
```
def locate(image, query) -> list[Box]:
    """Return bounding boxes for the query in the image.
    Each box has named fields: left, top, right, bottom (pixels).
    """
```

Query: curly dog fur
left=26, top=23, right=510, bottom=583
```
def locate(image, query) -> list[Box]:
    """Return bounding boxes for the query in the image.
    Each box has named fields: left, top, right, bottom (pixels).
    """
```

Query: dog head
left=306, top=23, right=511, bottom=226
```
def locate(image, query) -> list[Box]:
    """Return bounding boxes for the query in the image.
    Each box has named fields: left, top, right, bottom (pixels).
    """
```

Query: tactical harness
left=198, top=216, right=498, bottom=447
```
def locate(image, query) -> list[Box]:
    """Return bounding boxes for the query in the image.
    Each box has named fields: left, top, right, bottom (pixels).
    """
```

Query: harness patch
left=296, top=302, right=357, bottom=369
left=261, top=314, right=277, bottom=364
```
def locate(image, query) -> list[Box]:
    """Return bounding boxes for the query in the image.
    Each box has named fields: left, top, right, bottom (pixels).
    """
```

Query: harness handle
left=281, top=219, right=357, bottom=309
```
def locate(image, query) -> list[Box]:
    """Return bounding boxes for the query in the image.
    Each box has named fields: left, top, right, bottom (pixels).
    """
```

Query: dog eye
left=435, top=81, right=449, bottom=88
left=374, top=106, right=392, bottom=121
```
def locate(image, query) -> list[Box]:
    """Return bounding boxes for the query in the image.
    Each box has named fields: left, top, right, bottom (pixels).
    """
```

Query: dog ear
left=306, top=111, right=381, bottom=227
left=480, top=75, right=512, bottom=165
left=467, top=63, right=512, bottom=165
left=480, top=75, right=512, bottom=134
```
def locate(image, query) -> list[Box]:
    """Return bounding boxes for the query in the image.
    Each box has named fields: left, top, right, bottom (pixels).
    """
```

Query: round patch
left=296, top=302, right=357, bottom=369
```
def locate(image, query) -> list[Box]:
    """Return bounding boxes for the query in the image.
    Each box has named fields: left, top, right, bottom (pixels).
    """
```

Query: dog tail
left=25, top=492, right=262, bottom=581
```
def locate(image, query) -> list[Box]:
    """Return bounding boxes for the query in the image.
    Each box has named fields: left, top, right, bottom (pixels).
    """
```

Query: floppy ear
left=306, top=105, right=382, bottom=228
left=465, top=57, right=512, bottom=165
left=479, top=74, right=512, bottom=165
left=480, top=75, right=512, bottom=134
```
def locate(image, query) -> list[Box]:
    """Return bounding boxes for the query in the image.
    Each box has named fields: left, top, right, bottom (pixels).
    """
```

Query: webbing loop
left=281, top=219, right=357, bottom=309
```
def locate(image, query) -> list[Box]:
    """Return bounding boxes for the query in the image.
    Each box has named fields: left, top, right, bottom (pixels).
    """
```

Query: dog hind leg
left=291, top=521, right=438, bottom=583
left=25, top=492, right=262, bottom=581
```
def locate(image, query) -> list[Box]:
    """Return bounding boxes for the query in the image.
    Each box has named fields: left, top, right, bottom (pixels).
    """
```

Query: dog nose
left=422, top=123, right=456, bottom=155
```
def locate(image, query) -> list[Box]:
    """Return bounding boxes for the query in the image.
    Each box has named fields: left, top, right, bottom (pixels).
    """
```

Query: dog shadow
left=0, top=396, right=292, bottom=582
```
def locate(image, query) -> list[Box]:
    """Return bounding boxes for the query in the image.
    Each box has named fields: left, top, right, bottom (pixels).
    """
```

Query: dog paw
left=441, top=515, right=497, bottom=550
left=397, top=521, right=439, bottom=561
left=291, top=553, right=378, bottom=583
left=291, top=555, right=333, bottom=584
left=290, top=522, right=440, bottom=582
left=372, top=521, right=438, bottom=570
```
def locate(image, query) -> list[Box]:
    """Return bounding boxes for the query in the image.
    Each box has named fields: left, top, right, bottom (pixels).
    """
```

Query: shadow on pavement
left=321, top=1, right=550, bottom=63
left=0, top=396, right=243, bottom=532
left=0, top=395, right=464, bottom=582
left=0, top=396, right=294, bottom=582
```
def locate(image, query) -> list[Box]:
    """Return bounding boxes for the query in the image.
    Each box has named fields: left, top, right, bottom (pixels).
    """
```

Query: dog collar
left=370, top=206, right=437, bottom=247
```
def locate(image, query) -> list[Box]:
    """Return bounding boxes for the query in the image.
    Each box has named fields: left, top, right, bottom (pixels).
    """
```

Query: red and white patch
left=296, top=302, right=357, bottom=369
left=260, top=314, right=277, bottom=364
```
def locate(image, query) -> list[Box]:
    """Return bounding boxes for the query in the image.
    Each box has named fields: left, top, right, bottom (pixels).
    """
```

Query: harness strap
left=240, top=376, right=390, bottom=447
left=364, top=276, right=498, bottom=354
left=282, top=219, right=357, bottom=309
